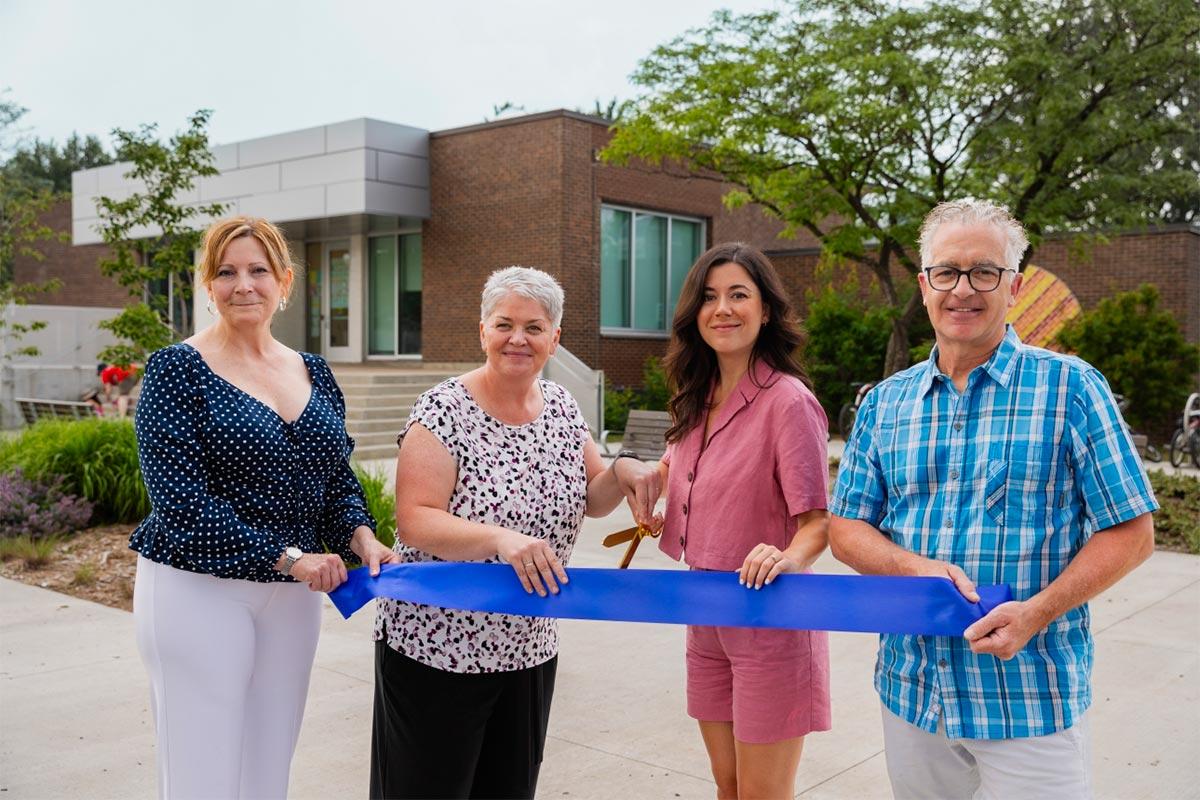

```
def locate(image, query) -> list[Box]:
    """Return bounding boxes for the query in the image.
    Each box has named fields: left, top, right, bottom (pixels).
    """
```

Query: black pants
left=369, top=642, right=558, bottom=800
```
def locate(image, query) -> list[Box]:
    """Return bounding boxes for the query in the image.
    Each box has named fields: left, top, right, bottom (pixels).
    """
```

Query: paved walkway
left=1, top=500, right=1197, bottom=799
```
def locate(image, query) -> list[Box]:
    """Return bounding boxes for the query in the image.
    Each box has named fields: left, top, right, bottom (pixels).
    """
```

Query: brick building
left=17, top=110, right=1200, bottom=399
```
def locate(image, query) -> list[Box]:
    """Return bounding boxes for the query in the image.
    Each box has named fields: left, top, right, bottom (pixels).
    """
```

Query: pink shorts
left=686, top=623, right=832, bottom=744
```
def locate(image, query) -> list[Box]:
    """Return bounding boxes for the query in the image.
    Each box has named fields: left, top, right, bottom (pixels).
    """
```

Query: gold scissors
left=602, top=524, right=660, bottom=569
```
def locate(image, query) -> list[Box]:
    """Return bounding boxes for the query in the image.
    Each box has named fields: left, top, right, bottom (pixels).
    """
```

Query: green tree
left=0, top=95, right=64, bottom=358
left=1055, top=285, right=1199, bottom=432
left=603, top=0, right=1198, bottom=378
left=3, top=133, right=116, bottom=194
left=93, top=109, right=227, bottom=347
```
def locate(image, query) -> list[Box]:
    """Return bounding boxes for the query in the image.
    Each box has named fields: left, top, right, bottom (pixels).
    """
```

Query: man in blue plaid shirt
left=830, top=200, right=1157, bottom=800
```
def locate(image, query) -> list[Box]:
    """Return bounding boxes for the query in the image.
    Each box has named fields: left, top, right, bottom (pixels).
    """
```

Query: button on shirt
left=831, top=328, right=1157, bottom=739
left=130, top=343, right=375, bottom=582
left=660, top=360, right=829, bottom=570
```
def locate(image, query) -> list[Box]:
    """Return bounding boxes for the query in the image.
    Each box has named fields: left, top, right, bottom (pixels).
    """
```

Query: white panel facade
left=325, top=181, right=369, bottom=217
left=377, top=152, right=429, bottom=187
left=199, top=163, right=281, bottom=201
left=237, top=186, right=326, bottom=221
left=281, top=150, right=373, bottom=190
left=72, top=118, right=431, bottom=245
left=237, top=126, right=326, bottom=168
left=364, top=119, right=429, bottom=156
left=366, top=182, right=431, bottom=218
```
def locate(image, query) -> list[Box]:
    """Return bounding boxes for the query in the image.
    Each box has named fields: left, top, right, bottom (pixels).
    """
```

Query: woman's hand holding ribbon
left=495, top=528, right=567, bottom=597
left=739, top=543, right=797, bottom=589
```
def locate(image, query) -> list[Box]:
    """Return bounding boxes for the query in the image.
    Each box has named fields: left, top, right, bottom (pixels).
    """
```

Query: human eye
left=495, top=322, right=511, bottom=330
left=527, top=325, right=543, bottom=335
left=253, top=265, right=270, bottom=275
left=703, top=292, right=716, bottom=302
left=973, top=265, right=1001, bottom=280
left=216, top=267, right=235, bottom=278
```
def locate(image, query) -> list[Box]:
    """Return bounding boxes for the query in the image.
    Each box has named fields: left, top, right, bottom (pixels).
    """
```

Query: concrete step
left=334, top=372, right=457, bottom=388
left=345, top=418, right=409, bottom=435
left=345, top=404, right=414, bottom=421
left=350, top=430, right=403, bottom=449
left=352, top=442, right=401, bottom=462
left=341, top=385, right=425, bottom=402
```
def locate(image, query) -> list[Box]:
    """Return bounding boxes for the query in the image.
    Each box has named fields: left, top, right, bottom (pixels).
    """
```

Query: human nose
left=950, top=272, right=976, bottom=297
left=714, top=295, right=732, bottom=314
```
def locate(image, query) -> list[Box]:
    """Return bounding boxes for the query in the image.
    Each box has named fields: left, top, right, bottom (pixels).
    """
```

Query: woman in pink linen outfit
left=640, top=242, right=832, bottom=800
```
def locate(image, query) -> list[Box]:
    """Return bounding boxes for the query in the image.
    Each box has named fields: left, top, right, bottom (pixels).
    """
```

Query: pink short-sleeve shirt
left=660, top=360, right=829, bottom=570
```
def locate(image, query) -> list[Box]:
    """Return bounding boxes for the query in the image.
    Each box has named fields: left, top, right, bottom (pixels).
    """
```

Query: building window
left=601, top=205, right=704, bottom=334
left=367, top=233, right=422, bottom=356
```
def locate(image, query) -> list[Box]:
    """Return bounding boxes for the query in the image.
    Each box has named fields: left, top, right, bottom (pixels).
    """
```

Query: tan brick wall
left=11, top=198, right=128, bottom=307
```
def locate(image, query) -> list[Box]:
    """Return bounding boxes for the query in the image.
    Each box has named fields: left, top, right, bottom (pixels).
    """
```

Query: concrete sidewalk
left=1, top=509, right=1197, bottom=799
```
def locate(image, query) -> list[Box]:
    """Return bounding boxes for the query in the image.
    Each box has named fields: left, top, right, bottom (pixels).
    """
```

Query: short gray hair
left=919, top=199, right=1030, bottom=271
left=480, top=266, right=564, bottom=328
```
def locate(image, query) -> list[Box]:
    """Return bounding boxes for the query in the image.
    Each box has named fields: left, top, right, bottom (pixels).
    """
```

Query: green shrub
left=1055, top=285, right=1200, bottom=433
left=354, top=465, right=396, bottom=550
left=1149, top=471, right=1200, bottom=554
left=0, top=419, right=148, bottom=523
left=603, top=357, right=671, bottom=432
left=802, top=276, right=895, bottom=420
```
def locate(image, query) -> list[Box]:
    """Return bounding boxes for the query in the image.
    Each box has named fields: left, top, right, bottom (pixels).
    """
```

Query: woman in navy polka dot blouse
left=130, top=216, right=396, bottom=800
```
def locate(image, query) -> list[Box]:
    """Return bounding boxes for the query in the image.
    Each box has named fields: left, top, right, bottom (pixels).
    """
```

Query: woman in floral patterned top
left=370, top=266, right=659, bottom=799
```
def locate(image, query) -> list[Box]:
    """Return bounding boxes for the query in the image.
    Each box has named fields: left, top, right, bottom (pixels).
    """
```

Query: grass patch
left=0, top=419, right=148, bottom=523
left=0, top=534, right=62, bottom=568
left=1149, top=471, right=1200, bottom=554
left=354, top=465, right=396, bottom=550
left=72, top=562, right=98, bottom=586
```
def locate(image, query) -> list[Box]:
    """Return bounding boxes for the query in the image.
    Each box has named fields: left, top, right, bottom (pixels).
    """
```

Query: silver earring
left=206, top=298, right=215, bottom=315
left=279, top=299, right=288, bottom=312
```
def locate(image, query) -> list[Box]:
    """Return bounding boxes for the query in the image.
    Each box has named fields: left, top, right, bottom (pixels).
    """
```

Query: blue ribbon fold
left=330, top=563, right=1011, bottom=636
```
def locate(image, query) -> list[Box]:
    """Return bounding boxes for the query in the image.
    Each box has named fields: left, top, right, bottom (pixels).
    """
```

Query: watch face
left=286, top=547, right=303, bottom=560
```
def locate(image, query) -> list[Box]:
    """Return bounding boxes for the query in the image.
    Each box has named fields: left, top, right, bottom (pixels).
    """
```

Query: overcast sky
left=2, top=0, right=774, bottom=152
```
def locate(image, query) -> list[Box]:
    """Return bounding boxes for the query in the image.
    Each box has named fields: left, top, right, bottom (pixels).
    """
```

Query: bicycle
left=1113, top=394, right=1162, bottom=463
left=1168, top=392, right=1200, bottom=469
left=838, top=381, right=875, bottom=438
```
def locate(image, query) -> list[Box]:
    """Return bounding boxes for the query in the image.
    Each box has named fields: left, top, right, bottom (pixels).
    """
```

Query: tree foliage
left=603, top=0, right=1198, bottom=378
left=94, top=109, right=227, bottom=341
left=3, top=133, right=115, bottom=194
left=0, top=94, right=65, bottom=358
left=1055, top=285, right=1199, bottom=431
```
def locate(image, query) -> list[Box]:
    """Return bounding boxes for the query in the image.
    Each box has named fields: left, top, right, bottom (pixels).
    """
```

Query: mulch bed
left=0, top=524, right=137, bottom=611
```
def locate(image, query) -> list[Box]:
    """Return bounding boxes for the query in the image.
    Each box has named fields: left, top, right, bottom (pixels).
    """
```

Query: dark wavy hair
left=663, top=242, right=811, bottom=443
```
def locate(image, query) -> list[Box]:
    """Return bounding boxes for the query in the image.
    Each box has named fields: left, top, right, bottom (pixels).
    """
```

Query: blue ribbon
left=330, top=563, right=1011, bottom=636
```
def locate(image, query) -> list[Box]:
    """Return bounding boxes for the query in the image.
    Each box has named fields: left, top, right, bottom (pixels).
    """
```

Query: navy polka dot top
left=129, top=343, right=376, bottom=582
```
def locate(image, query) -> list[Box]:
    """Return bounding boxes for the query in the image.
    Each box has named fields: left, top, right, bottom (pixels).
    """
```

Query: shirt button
left=954, top=422, right=963, bottom=431
left=949, top=469, right=959, bottom=479
left=679, top=537, right=685, bottom=547
left=682, top=503, right=688, bottom=515
left=938, top=659, right=948, bottom=668
left=687, top=471, right=694, bottom=482
left=945, top=520, right=953, bottom=529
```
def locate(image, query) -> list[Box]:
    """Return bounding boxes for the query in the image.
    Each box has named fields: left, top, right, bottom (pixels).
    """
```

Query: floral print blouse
left=374, top=377, right=590, bottom=673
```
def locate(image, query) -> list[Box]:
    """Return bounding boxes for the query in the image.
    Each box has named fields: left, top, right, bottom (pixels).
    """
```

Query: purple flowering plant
left=0, top=469, right=94, bottom=539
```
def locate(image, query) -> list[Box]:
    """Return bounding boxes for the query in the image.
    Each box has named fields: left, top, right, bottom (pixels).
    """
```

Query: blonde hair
left=919, top=199, right=1029, bottom=271
left=198, top=216, right=296, bottom=298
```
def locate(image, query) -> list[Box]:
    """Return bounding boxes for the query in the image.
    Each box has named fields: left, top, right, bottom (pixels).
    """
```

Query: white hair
left=480, top=266, right=564, bottom=328
left=918, top=199, right=1030, bottom=271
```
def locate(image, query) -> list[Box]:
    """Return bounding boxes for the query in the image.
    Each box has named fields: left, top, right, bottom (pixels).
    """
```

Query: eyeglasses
left=923, top=265, right=1014, bottom=292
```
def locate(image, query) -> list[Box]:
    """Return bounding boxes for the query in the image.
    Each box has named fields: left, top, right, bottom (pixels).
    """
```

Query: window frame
left=599, top=203, right=706, bottom=339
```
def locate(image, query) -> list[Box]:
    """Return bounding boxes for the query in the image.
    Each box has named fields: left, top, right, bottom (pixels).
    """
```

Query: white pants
left=134, top=556, right=322, bottom=800
left=881, top=704, right=1092, bottom=800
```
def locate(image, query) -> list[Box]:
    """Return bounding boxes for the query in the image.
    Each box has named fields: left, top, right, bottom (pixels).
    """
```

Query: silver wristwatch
left=280, top=546, right=303, bottom=576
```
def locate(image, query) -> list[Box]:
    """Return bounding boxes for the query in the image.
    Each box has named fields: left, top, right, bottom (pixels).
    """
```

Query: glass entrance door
left=367, top=233, right=421, bottom=357
left=324, top=241, right=352, bottom=360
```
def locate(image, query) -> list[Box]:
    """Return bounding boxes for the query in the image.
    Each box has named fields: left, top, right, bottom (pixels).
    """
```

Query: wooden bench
left=603, top=409, right=672, bottom=462
left=15, top=396, right=138, bottom=424
left=15, top=397, right=97, bottom=424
